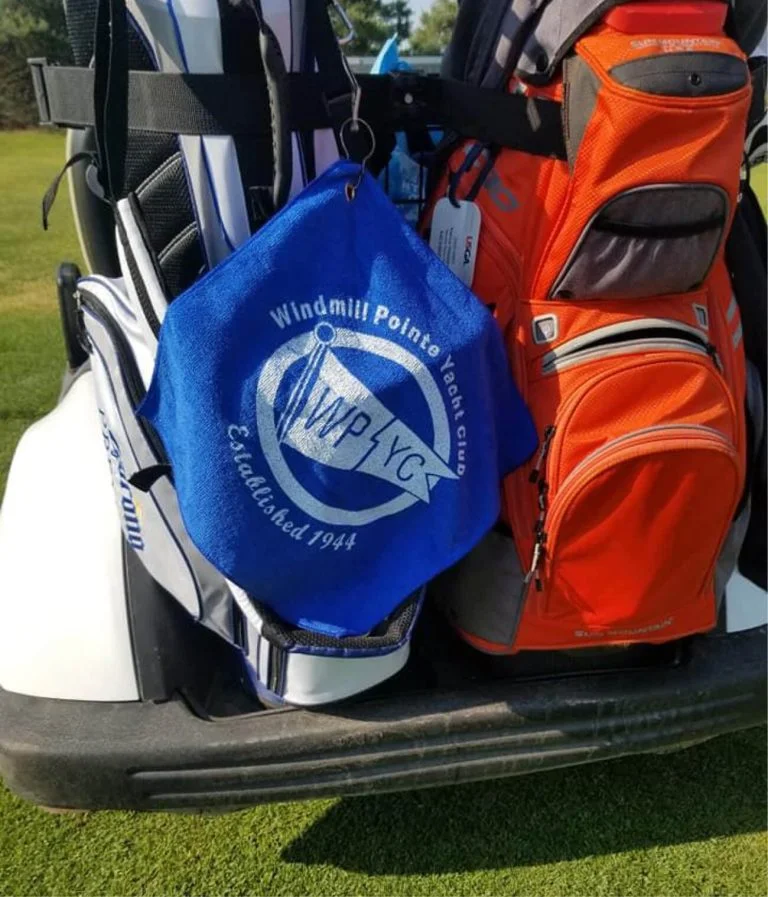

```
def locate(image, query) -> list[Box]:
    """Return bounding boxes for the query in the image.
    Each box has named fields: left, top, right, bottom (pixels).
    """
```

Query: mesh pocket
left=533, top=30, right=751, bottom=301
left=550, top=185, right=728, bottom=299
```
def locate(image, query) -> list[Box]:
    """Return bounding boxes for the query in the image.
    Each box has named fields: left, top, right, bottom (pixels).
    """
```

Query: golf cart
left=0, top=0, right=766, bottom=812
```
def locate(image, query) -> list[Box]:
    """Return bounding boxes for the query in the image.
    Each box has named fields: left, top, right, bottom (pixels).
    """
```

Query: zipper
left=541, top=319, right=718, bottom=374
left=544, top=355, right=736, bottom=503
left=557, top=424, right=733, bottom=497
left=546, top=424, right=738, bottom=558
left=523, top=484, right=549, bottom=595
left=528, top=425, right=556, bottom=483
left=80, top=290, right=166, bottom=460
left=521, top=425, right=557, bottom=595
left=548, top=184, right=730, bottom=300
left=522, top=423, right=738, bottom=599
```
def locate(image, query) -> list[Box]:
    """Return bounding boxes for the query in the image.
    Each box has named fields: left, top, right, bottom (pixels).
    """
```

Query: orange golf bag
left=424, top=0, right=763, bottom=653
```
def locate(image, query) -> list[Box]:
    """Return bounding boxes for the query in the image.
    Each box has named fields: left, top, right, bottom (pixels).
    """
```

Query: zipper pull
left=523, top=530, right=546, bottom=590
left=523, top=541, right=542, bottom=584
left=706, top=342, right=723, bottom=372
left=529, top=425, right=556, bottom=483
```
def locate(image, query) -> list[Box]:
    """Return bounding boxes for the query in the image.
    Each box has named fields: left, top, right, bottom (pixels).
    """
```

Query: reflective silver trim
left=558, top=424, right=733, bottom=494
left=541, top=318, right=709, bottom=374
left=693, top=303, right=709, bottom=330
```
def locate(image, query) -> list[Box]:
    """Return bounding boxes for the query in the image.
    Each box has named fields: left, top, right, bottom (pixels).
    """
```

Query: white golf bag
left=48, top=0, right=421, bottom=706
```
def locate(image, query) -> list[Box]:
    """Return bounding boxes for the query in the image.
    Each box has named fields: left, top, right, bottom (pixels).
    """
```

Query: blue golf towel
left=141, top=160, right=537, bottom=636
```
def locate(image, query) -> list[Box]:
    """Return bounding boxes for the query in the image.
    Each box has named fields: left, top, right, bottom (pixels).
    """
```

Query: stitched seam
left=135, top=151, right=183, bottom=197
left=158, top=221, right=197, bottom=263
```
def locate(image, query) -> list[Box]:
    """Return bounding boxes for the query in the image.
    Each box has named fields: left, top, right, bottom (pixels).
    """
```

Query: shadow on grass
left=282, top=727, right=766, bottom=874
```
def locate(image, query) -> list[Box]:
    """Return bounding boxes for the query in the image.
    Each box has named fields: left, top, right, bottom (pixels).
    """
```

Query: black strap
left=385, top=74, right=566, bottom=159
left=448, top=142, right=500, bottom=206
left=307, top=0, right=355, bottom=125
left=93, top=0, right=128, bottom=201
left=748, top=56, right=767, bottom=132
left=41, top=151, right=96, bottom=230
left=30, top=63, right=567, bottom=160
left=726, top=183, right=767, bottom=589
left=241, top=0, right=292, bottom=217
left=129, top=463, right=174, bottom=492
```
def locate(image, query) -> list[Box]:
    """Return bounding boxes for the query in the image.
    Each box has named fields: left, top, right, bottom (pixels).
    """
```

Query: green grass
left=0, top=130, right=766, bottom=897
left=0, top=130, right=78, bottom=490
left=752, top=164, right=767, bottom=208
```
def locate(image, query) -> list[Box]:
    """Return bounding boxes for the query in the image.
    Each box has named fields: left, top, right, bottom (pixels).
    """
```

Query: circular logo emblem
left=256, top=323, right=457, bottom=526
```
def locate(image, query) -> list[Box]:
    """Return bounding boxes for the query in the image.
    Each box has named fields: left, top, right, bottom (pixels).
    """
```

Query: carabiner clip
left=330, top=0, right=356, bottom=46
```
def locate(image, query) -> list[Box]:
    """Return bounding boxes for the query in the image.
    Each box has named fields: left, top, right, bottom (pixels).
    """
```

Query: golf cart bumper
left=0, top=627, right=765, bottom=812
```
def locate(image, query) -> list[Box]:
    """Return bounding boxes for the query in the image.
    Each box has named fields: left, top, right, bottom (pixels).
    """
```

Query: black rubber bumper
left=0, top=628, right=765, bottom=811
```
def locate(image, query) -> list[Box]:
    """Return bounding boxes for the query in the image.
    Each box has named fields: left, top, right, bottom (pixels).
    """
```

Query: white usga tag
left=429, top=197, right=482, bottom=288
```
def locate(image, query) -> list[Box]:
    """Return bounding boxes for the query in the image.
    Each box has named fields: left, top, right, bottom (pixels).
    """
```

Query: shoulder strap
left=747, top=57, right=767, bottom=165
left=726, top=183, right=767, bottom=590
left=92, top=0, right=128, bottom=202
left=239, top=0, right=293, bottom=219
left=726, top=0, right=767, bottom=56
left=305, top=0, right=356, bottom=128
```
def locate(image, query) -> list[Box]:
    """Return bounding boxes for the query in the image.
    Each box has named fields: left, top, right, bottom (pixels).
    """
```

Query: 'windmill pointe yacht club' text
left=269, top=297, right=443, bottom=358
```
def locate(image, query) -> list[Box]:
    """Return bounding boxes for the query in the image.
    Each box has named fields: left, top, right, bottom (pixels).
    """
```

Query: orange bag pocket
left=533, top=25, right=752, bottom=300
left=508, top=310, right=745, bottom=649
left=540, top=424, right=741, bottom=639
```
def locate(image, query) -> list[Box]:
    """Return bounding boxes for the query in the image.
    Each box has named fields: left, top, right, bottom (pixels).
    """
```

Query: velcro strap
left=29, top=62, right=566, bottom=160
left=31, top=64, right=323, bottom=135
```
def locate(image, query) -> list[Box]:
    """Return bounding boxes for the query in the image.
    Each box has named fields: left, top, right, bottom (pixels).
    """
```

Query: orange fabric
left=422, top=15, right=751, bottom=653
left=603, top=2, right=727, bottom=35
left=533, top=31, right=750, bottom=299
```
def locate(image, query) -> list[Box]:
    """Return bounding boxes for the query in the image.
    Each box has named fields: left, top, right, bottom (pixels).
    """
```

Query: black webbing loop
left=42, top=151, right=97, bottom=230
left=447, top=142, right=496, bottom=207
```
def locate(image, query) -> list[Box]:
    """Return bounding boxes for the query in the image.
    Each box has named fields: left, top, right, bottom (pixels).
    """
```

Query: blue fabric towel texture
left=141, top=160, right=537, bottom=636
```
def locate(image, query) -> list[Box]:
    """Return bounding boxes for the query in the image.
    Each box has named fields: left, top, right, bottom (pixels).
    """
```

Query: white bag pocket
left=79, top=278, right=234, bottom=641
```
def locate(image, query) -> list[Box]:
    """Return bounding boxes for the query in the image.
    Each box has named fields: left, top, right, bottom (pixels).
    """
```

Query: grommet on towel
left=339, top=117, right=376, bottom=200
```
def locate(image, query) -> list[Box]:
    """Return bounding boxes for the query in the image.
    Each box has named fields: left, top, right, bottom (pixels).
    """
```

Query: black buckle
left=390, top=71, right=434, bottom=116
left=28, top=58, right=52, bottom=126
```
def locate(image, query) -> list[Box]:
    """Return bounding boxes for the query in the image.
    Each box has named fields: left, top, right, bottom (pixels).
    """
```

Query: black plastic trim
left=121, top=539, right=249, bottom=705
left=56, top=262, right=88, bottom=370
left=0, top=627, right=764, bottom=811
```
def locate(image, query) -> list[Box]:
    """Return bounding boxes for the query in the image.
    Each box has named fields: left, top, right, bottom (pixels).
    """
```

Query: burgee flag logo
left=255, top=308, right=462, bottom=528
left=139, top=161, right=536, bottom=633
